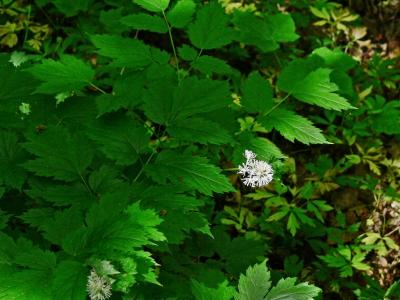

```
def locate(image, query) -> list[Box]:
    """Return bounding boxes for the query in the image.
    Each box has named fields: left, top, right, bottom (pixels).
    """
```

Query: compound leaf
left=235, top=260, right=271, bottom=300
left=145, top=150, right=234, bottom=195
left=241, top=72, right=273, bottom=113
left=91, top=34, right=153, bottom=68
left=259, top=109, right=330, bottom=145
left=168, top=117, right=233, bottom=145
left=23, top=127, right=94, bottom=182
left=265, top=277, right=321, bottom=300
left=52, top=261, right=87, bottom=300
left=28, top=55, right=94, bottom=94
left=188, top=2, right=235, bottom=49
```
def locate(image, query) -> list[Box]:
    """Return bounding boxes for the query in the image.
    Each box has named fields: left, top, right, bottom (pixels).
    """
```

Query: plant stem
left=262, top=93, right=291, bottom=117
left=162, top=11, right=180, bottom=79
left=89, top=82, right=107, bottom=94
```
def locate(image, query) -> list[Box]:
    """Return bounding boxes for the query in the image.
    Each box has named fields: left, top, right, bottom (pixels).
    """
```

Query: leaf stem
left=162, top=11, right=180, bottom=79
left=89, top=82, right=107, bottom=94
left=262, top=93, right=291, bottom=117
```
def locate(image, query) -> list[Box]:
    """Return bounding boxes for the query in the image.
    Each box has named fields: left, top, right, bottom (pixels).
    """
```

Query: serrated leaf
left=265, top=277, right=321, bottom=300
left=168, top=117, right=233, bottom=145
left=235, top=260, right=271, bottom=300
left=167, top=0, right=196, bottom=28
left=0, top=130, right=27, bottom=189
left=145, top=150, right=234, bottom=195
left=286, top=68, right=354, bottom=111
left=178, top=44, right=198, bottom=61
left=143, top=77, right=231, bottom=124
left=121, top=13, right=168, bottom=33
left=258, top=109, right=330, bottom=144
left=188, top=2, right=235, bottom=49
left=23, top=127, right=94, bottom=182
left=87, top=117, right=150, bottom=166
left=191, top=55, right=233, bottom=75
left=27, top=55, right=94, bottom=94
left=134, top=0, right=170, bottom=12
left=91, top=34, right=153, bottom=68
left=234, top=12, right=298, bottom=52
left=192, top=280, right=236, bottom=300
left=241, top=72, right=273, bottom=113
left=96, top=72, right=145, bottom=116
left=312, top=47, right=357, bottom=71
left=52, top=261, right=87, bottom=300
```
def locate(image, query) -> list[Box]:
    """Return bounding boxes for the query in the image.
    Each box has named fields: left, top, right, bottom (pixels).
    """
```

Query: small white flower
left=87, top=269, right=112, bottom=300
left=238, top=150, right=274, bottom=187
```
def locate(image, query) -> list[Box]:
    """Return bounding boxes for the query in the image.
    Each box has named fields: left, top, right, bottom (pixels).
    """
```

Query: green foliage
left=0, top=0, right=399, bottom=299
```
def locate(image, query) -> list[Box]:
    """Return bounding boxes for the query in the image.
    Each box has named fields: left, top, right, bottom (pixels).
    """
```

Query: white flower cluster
left=238, top=150, right=274, bottom=187
left=87, top=269, right=112, bottom=300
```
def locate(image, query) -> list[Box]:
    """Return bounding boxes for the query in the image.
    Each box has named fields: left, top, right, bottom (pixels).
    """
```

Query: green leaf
left=143, top=77, right=231, bottom=124
left=241, top=72, right=273, bottom=113
left=121, top=13, right=168, bottom=33
left=258, top=109, right=330, bottom=144
left=191, top=55, right=233, bottom=75
left=23, top=127, right=94, bottom=182
left=145, top=150, right=234, bottom=195
left=52, top=261, right=87, bottom=300
left=84, top=194, right=165, bottom=255
left=87, top=117, right=150, bottom=166
left=188, top=2, right=235, bottom=49
left=192, top=280, right=236, bottom=300
left=233, top=132, right=285, bottom=165
left=178, top=44, right=198, bottom=61
left=370, top=101, right=400, bottom=135
left=91, top=34, right=153, bottom=68
left=168, top=117, right=233, bottom=145
left=167, top=0, right=196, bottom=28
left=52, top=0, right=89, bottom=16
left=276, top=57, right=323, bottom=92
left=234, top=12, right=298, bottom=52
left=285, top=68, right=354, bottom=111
left=96, top=72, right=145, bottom=116
left=235, top=260, right=271, bottom=300
left=0, top=130, right=27, bottom=189
left=265, top=277, right=321, bottom=300
left=133, top=0, right=170, bottom=12
left=28, top=55, right=94, bottom=94
left=312, top=47, right=357, bottom=71
left=286, top=212, right=300, bottom=236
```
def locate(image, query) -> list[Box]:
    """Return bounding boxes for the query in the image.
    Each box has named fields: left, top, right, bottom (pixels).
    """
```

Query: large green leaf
left=188, top=2, right=235, bottom=49
left=52, top=261, right=87, bottom=300
left=91, top=34, right=153, bottom=68
left=265, top=277, right=321, bottom=300
left=241, top=72, right=273, bottom=113
left=27, top=55, right=94, bottom=94
left=279, top=67, right=354, bottom=111
left=145, top=150, right=234, bottom=195
left=235, top=261, right=271, bottom=300
left=87, top=117, right=150, bottom=166
left=234, top=12, right=298, bottom=52
left=0, top=131, right=27, bottom=189
left=143, top=77, right=231, bottom=124
left=258, top=109, right=330, bottom=144
left=23, top=127, right=94, bottom=182
left=168, top=117, right=233, bottom=145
